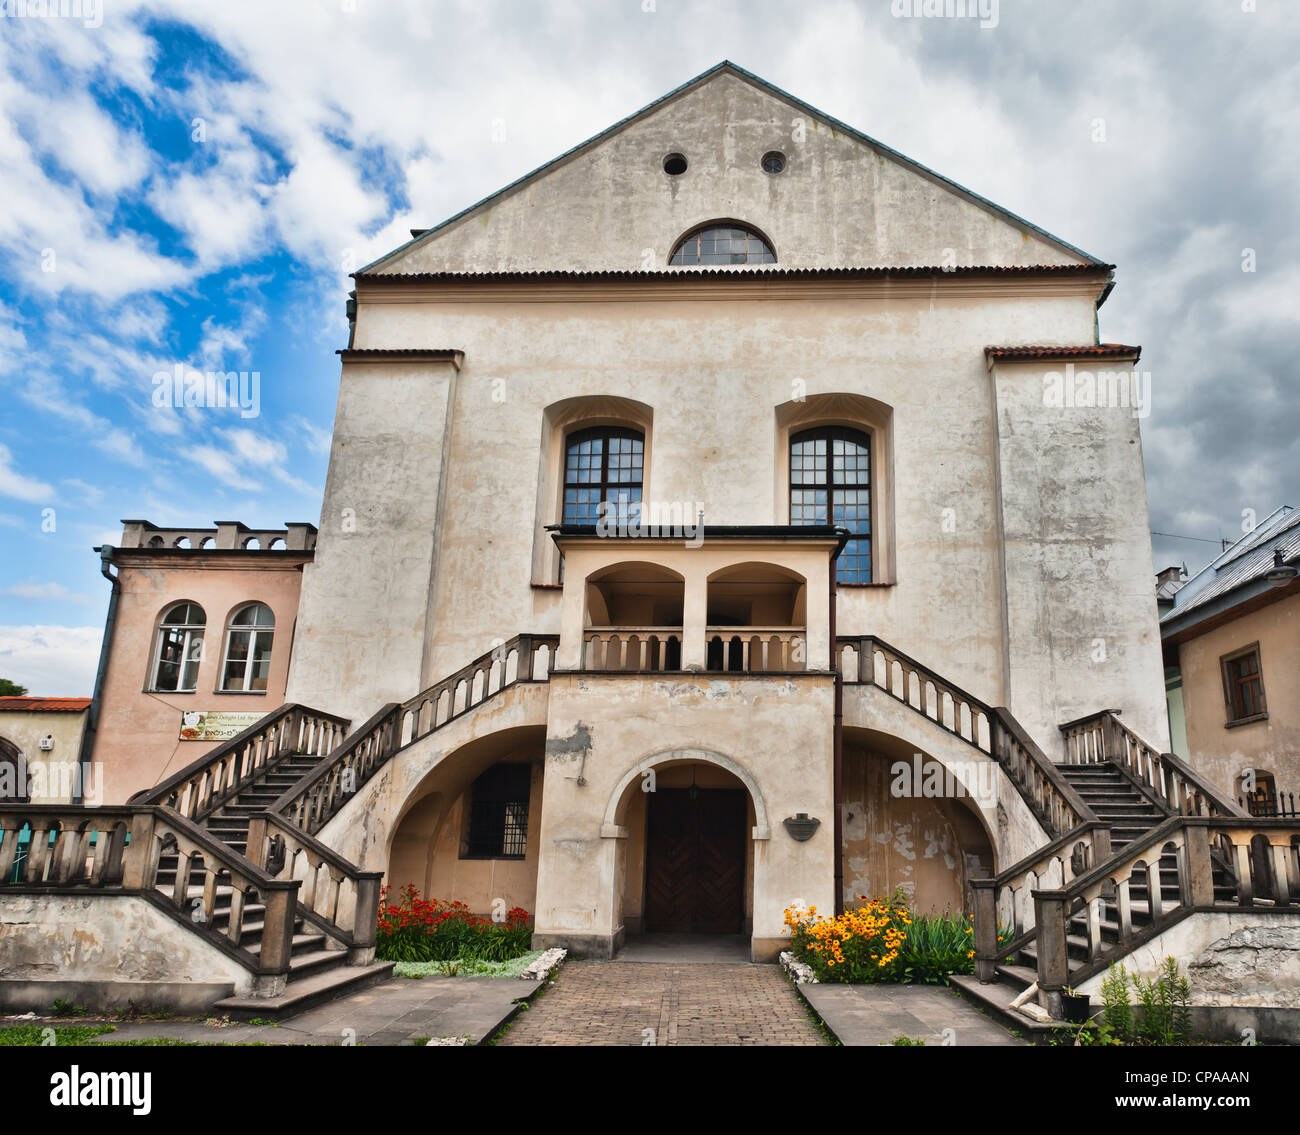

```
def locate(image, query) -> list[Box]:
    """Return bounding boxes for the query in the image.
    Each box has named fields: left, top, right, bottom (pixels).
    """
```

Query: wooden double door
left=644, top=787, right=747, bottom=934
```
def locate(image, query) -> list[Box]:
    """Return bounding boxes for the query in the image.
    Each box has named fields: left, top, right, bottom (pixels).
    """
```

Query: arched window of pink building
left=150, top=601, right=205, bottom=692
left=220, top=603, right=275, bottom=692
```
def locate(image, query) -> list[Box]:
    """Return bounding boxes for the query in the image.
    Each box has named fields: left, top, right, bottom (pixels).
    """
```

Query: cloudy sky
left=0, top=0, right=1295, bottom=693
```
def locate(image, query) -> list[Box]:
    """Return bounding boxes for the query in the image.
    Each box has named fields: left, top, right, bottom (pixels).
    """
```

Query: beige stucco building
left=269, top=63, right=1170, bottom=961
left=1161, top=506, right=1300, bottom=814
left=0, top=698, right=89, bottom=805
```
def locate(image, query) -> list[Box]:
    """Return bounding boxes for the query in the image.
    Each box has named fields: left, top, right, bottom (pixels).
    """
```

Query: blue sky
left=1, top=1, right=1297, bottom=693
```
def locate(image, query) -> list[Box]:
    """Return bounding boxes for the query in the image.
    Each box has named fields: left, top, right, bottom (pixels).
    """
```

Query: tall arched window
left=220, top=603, right=275, bottom=692
left=791, top=427, right=872, bottom=583
left=563, top=427, right=644, bottom=526
left=151, top=601, right=205, bottom=692
left=669, top=223, right=775, bottom=266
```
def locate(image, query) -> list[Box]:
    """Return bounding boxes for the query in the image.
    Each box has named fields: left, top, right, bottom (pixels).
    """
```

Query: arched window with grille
left=220, top=603, right=275, bottom=692
left=562, top=426, right=644, bottom=526
left=790, top=426, right=872, bottom=583
left=669, top=223, right=775, bottom=266
left=150, top=601, right=205, bottom=692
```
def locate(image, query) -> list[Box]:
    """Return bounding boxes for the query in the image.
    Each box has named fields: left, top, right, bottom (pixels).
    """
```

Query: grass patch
left=0, top=1024, right=116, bottom=1046
left=395, top=948, right=547, bottom=980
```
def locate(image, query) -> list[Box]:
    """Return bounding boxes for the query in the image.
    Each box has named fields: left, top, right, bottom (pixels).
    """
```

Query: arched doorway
left=607, top=751, right=767, bottom=940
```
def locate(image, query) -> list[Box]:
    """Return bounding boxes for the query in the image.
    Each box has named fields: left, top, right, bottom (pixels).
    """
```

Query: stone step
left=948, top=973, right=1066, bottom=1038
left=211, top=962, right=395, bottom=1022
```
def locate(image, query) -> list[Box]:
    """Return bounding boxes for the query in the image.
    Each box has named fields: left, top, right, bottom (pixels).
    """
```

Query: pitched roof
left=1161, top=506, right=1300, bottom=631
left=362, top=61, right=1109, bottom=275
left=0, top=697, right=91, bottom=712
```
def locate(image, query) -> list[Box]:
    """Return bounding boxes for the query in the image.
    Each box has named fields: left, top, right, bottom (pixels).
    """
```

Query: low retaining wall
left=0, top=893, right=253, bottom=1014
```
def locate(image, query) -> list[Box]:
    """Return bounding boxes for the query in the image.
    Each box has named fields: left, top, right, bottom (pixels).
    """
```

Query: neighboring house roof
left=1156, top=572, right=1188, bottom=603
left=984, top=343, right=1140, bottom=361
left=0, top=697, right=91, bottom=712
left=362, top=60, right=1109, bottom=275
left=1161, top=506, right=1300, bottom=638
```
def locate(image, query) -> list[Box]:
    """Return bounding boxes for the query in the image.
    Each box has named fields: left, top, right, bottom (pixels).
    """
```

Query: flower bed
left=783, top=890, right=1009, bottom=985
left=376, top=884, right=532, bottom=963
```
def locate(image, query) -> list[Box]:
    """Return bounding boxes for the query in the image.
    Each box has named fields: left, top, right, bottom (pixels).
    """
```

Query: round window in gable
left=761, top=150, right=787, bottom=174
left=663, top=152, right=688, bottom=176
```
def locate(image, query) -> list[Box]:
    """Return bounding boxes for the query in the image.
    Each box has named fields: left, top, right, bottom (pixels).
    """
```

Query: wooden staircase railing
left=129, top=704, right=350, bottom=821
left=0, top=805, right=301, bottom=993
left=1028, top=815, right=1300, bottom=1012
left=269, top=634, right=559, bottom=836
left=837, top=636, right=1096, bottom=839
left=1060, top=709, right=1244, bottom=818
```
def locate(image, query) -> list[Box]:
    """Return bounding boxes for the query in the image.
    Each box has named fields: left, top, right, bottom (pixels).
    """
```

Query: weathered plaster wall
left=533, top=672, right=836, bottom=961
left=0, top=709, right=87, bottom=803
left=286, top=357, right=460, bottom=724
left=94, top=553, right=307, bottom=805
left=1175, top=592, right=1300, bottom=801
left=841, top=744, right=992, bottom=914
left=991, top=358, right=1169, bottom=751
left=1075, top=913, right=1300, bottom=1012
left=324, top=280, right=1114, bottom=743
left=0, top=894, right=252, bottom=1011
left=842, top=684, right=1052, bottom=873
left=378, top=70, right=1086, bottom=274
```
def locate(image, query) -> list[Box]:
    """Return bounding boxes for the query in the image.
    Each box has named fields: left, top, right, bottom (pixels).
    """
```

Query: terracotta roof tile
left=0, top=697, right=91, bottom=712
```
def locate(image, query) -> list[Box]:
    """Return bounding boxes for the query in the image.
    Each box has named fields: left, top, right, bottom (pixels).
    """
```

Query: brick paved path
left=496, top=961, right=825, bottom=1046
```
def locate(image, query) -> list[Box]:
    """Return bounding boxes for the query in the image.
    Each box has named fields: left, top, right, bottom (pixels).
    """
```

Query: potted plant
left=1061, top=985, right=1092, bottom=1024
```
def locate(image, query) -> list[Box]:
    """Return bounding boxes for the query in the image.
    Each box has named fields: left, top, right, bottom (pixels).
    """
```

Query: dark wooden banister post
left=349, top=871, right=384, bottom=964
left=518, top=635, right=535, bottom=681
left=121, top=810, right=157, bottom=890
left=256, top=882, right=300, bottom=992
left=244, top=815, right=268, bottom=871
left=1033, top=889, right=1070, bottom=1018
left=1182, top=821, right=1214, bottom=907
left=971, top=878, right=998, bottom=982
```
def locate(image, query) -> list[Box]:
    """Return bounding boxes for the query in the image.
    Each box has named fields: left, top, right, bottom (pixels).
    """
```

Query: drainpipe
left=830, top=532, right=845, bottom=916
left=75, top=546, right=119, bottom=804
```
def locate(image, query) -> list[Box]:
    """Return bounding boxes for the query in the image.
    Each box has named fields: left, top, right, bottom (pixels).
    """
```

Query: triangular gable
left=367, top=61, right=1105, bottom=275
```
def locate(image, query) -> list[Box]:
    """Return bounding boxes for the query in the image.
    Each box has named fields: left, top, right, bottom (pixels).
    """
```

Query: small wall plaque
left=783, top=813, right=820, bottom=841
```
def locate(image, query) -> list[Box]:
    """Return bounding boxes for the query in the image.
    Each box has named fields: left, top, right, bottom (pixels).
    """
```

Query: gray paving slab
left=800, top=983, right=1028, bottom=1047
left=615, top=933, right=753, bottom=964
left=86, top=976, right=532, bottom=1046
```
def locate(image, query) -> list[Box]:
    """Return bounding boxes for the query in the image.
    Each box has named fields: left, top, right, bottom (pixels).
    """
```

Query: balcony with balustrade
left=550, top=525, right=843, bottom=677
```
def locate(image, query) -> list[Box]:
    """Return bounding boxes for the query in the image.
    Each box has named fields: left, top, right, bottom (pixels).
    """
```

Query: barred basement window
left=463, top=763, right=531, bottom=859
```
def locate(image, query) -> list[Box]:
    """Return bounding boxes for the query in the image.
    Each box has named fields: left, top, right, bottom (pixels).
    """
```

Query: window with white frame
left=220, top=603, right=275, bottom=692
left=151, top=601, right=205, bottom=692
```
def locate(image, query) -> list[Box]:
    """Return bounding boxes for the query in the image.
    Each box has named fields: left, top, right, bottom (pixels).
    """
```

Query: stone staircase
left=149, top=747, right=393, bottom=1020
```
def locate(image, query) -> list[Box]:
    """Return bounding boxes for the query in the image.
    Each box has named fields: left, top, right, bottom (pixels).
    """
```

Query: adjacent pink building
left=90, top=520, right=316, bottom=805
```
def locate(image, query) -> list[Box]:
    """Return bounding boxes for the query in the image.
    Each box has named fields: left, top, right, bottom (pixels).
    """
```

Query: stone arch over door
left=603, top=747, right=771, bottom=939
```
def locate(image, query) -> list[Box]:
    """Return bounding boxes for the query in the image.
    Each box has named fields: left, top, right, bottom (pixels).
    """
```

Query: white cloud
left=4, top=581, right=91, bottom=602
left=0, top=443, right=53, bottom=504
left=0, top=624, right=101, bottom=697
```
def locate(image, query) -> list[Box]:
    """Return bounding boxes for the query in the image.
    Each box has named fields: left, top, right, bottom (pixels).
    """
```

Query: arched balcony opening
left=583, top=562, right=683, bottom=672
left=705, top=562, right=807, bottom=673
